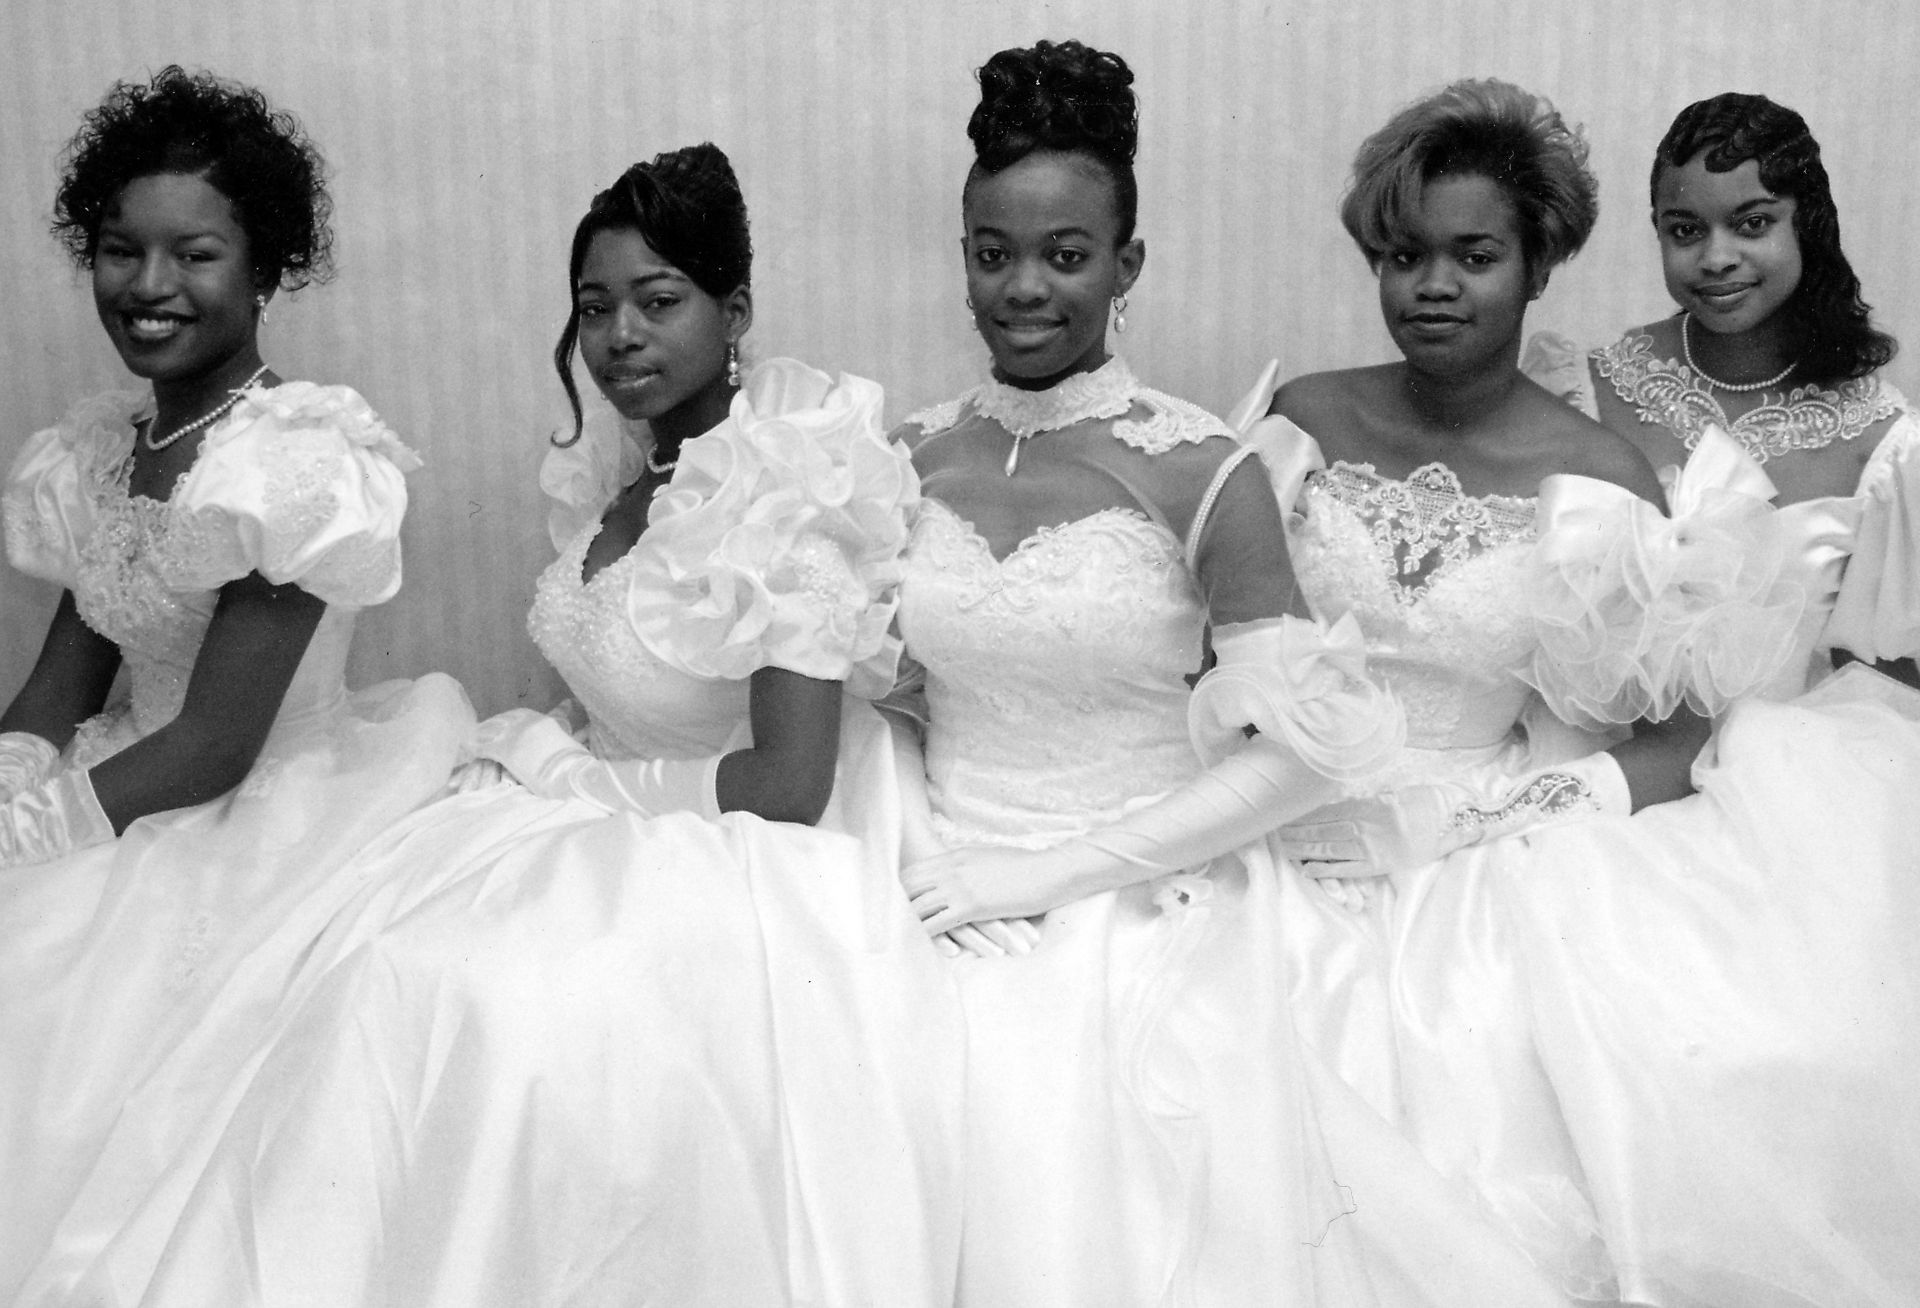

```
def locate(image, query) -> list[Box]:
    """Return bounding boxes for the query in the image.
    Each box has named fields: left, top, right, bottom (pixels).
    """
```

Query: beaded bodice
left=1594, top=332, right=1900, bottom=462
left=527, top=526, right=744, bottom=762
left=1292, top=462, right=1542, bottom=750
left=900, top=499, right=1205, bottom=847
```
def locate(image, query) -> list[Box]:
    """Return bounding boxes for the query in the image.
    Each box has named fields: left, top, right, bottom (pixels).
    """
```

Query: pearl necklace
left=1681, top=315, right=1797, bottom=394
left=143, top=364, right=272, bottom=451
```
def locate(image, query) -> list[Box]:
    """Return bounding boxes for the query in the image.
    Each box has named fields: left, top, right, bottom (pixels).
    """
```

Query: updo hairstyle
left=552, top=142, right=753, bottom=446
left=965, top=39, right=1140, bottom=244
left=1652, top=93, right=1894, bottom=382
left=52, top=65, right=332, bottom=291
left=1340, top=78, right=1597, bottom=275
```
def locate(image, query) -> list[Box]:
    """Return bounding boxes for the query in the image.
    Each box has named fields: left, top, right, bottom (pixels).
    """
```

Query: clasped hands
left=901, top=843, right=1081, bottom=960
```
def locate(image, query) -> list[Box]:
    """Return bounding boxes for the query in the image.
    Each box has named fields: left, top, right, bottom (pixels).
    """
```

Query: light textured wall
left=4, top=0, right=1915, bottom=714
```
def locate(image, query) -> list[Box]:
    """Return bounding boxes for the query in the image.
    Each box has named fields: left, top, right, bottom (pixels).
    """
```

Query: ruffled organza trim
left=3, top=390, right=146, bottom=586
left=158, top=381, right=420, bottom=607
left=621, top=358, right=916, bottom=698
left=1189, top=613, right=1405, bottom=783
left=540, top=406, right=648, bottom=552
left=1524, top=427, right=1804, bottom=723
left=1825, top=406, right=1920, bottom=662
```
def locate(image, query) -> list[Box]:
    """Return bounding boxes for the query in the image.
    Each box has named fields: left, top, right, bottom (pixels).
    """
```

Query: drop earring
left=726, top=342, right=741, bottom=388
left=1111, top=294, right=1128, bottom=334
left=254, top=292, right=270, bottom=326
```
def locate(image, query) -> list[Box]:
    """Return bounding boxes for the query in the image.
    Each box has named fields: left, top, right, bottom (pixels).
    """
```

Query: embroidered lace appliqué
left=902, top=357, right=1231, bottom=453
left=1308, top=462, right=1536, bottom=599
left=1594, top=332, right=1899, bottom=462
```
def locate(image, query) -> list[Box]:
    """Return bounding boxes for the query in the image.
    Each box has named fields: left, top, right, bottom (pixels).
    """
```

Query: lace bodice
left=2, top=385, right=416, bottom=759
left=526, top=359, right=914, bottom=762
left=1293, top=462, right=1544, bottom=750
left=901, top=500, right=1205, bottom=846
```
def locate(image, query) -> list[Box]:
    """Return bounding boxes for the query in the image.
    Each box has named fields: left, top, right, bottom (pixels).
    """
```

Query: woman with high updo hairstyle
left=64, top=144, right=966, bottom=1308
left=885, top=44, right=1571, bottom=1307
left=0, top=67, right=478, bottom=1299
left=1502, top=92, right=1920, bottom=1305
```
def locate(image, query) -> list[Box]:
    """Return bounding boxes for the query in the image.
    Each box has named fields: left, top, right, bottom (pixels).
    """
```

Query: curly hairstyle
left=552, top=142, right=752, bottom=447
left=964, top=39, right=1140, bottom=244
left=52, top=65, right=332, bottom=291
left=1652, top=93, right=1895, bottom=383
left=1341, top=79, right=1597, bottom=275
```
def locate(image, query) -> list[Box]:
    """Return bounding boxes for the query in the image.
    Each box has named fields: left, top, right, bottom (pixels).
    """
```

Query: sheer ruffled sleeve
left=622, top=358, right=917, bottom=699
left=3, top=392, right=143, bottom=587
left=158, top=381, right=422, bottom=608
left=540, top=406, right=648, bottom=552
left=1524, top=426, right=1804, bottom=723
left=1520, top=331, right=1600, bottom=420
left=1824, top=410, right=1920, bottom=662
left=1189, top=614, right=1404, bottom=783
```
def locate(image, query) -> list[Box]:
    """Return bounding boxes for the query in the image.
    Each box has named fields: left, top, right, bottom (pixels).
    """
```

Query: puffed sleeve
left=3, top=392, right=143, bottom=587
left=540, top=406, right=648, bottom=553
left=622, top=358, right=918, bottom=699
left=158, top=381, right=422, bottom=608
left=1524, top=426, right=1804, bottom=723
left=1519, top=331, right=1600, bottom=420
left=1824, top=412, right=1920, bottom=662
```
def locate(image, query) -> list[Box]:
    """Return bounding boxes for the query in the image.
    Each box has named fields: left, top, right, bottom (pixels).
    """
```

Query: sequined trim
left=1307, top=462, right=1536, bottom=600
left=1448, top=771, right=1595, bottom=834
left=1594, top=332, right=1899, bottom=462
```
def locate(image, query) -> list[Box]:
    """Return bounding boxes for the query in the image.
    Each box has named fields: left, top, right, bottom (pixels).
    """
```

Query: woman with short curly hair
left=0, top=65, right=474, bottom=1298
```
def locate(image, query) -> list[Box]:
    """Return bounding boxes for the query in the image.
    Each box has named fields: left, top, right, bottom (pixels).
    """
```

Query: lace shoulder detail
left=3, top=391, right=144, bottom=586
left=541, top=406, right=649, bottom=552
left=1594, top=330, right=1900, bottom=461
left=1307, top=461, right=1536, bottom=599
left=1519, top=330, right=1599, bottom=420
left=1827, top=399, right=1920, bottom=661
left=901, top=392, right=975, bottom=438
left=1112, top=387, right=1236, bottom=454
left=623, top=358, right=917, bottom=697
left=157, top=381, right=421, bottom=608
left=1524, top=433, right=1804, bottom=722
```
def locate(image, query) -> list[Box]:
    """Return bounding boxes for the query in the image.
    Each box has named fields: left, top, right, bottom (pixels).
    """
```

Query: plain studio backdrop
left=2, top=0, right=1915, bottom=716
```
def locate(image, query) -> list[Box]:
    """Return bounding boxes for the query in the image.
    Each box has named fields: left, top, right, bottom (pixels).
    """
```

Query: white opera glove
left=0, top=767, right=115, bottom=869
left=474, top=709, right=722, bottom=821
left=1280, top=750, right=1632, bottom=879
left=0, top=732, right=60, bottom=802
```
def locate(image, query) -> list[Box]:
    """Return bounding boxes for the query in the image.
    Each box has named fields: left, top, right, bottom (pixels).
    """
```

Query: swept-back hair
left=1341, top=78, right=1596, bottom=274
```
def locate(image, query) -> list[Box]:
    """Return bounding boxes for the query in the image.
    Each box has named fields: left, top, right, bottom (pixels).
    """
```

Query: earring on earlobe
left=1111, top=294, right=1128, bottom=334
left=726, top=342, right=741, bottom=388
left=254, top=293, right=269, bottom=326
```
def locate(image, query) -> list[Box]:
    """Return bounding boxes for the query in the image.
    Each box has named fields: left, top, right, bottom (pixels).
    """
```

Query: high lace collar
left=973, top=356, right=1141, bottom=439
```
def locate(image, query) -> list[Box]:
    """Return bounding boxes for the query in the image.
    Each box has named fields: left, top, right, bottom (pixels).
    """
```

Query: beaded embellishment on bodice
left=1293, top=463, right=1542, bottom=750
left=1595, top=332, right=1900, bottom=462
left=527, top=525, right=746, bottom=762
left=900, top=499, right=1206, bottom=846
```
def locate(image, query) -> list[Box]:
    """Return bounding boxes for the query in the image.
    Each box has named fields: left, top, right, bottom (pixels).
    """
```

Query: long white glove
left=0, top=732, right=60, bottom=802
left=0, top=767, right=115, bottom=869
left=904, top=616, right=1404, bottom=934
left=474, top=709, right=723, bottom=821
left=1279, top=750, right=1632, bottom=879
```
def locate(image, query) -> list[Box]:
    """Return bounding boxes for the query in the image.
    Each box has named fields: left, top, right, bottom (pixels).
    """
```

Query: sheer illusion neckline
left=918, top=497, right=1172, bottom=566
left=1307, top=459, right=1538, bottom=603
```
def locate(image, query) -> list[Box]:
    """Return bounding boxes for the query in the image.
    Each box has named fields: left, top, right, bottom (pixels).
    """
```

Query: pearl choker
left=1681, top=315, right=1797, bottom=394
left=143, top=364, right=272, bottom=451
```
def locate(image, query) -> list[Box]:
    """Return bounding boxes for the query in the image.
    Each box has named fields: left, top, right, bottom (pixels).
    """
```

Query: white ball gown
left=0, top=383, right=476, bottom=1301
left=128, top=359, right=964, bottom=1308
left=898, top=357, right=1579, bottom=1308
left=1502, top=333, right=1920, bottom=1307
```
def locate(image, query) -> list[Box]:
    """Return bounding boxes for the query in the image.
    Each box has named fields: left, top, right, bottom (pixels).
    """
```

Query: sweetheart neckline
left=916, top=498, right=1179, bottom=566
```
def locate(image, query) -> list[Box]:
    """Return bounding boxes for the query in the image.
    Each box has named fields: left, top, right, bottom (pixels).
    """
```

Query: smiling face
left=961, top=150, right=1143, bottom=390
left=91, top=171, right=264, bottom=395
left=1654, top=155, right=1802, bottom=339
left=1378, top=172, right=1537, bottom=377
left=574, top=227, right=749, bottom=440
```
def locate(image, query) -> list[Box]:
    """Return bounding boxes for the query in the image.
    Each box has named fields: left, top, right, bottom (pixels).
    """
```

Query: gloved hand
left=474, top=709, right=722, bottom=821
left=0, top=767, right=115, bottom=869
left=0, top=732, right=60, bottom=802
left=1280, top=750, right=1632, bottom=879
